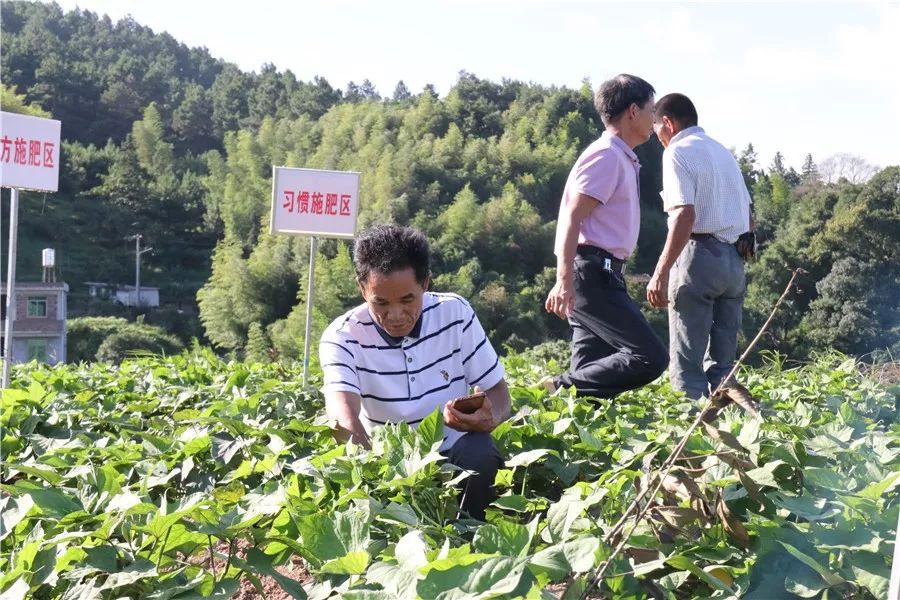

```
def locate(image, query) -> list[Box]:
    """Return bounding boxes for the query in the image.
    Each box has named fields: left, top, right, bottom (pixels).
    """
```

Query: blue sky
left=53, top=1, right=900, bottom=171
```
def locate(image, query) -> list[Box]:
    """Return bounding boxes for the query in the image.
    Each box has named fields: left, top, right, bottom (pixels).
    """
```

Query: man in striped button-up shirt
left=648, top=93, right=753, bottom=400
left=319, top=225, right=511, bottom=520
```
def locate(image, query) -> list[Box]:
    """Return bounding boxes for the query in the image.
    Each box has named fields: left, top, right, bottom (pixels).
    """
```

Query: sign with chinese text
left=0, top=111, right=61, bottom=192
left=270, top=166, right=360, bottom=238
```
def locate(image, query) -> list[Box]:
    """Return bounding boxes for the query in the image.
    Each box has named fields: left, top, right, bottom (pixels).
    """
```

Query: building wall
left=14, top=291, right=64, bottom=335
left=11, top=336, right=64, bottom=365
left=2, top=287, right=68, bottom=364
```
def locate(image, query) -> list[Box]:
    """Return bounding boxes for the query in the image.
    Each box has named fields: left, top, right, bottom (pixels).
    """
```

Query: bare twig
left=574, top=268, right=803, bottom=599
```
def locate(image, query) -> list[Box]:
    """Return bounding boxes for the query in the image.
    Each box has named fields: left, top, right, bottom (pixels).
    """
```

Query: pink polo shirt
left=555, top=131, right=642, bottom=260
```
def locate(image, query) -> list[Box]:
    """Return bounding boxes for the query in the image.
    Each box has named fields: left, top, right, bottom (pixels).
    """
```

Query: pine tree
left=392, top=80, right=412, bottom=102
left=244, top=322, right=271, bottom=363
left=770, top=151, right=786, bottom=176
left=801, top=153, right=820, bottom=184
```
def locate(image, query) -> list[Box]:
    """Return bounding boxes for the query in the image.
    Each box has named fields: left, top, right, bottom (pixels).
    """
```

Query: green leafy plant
left=1, top=349, right=896, bottom=599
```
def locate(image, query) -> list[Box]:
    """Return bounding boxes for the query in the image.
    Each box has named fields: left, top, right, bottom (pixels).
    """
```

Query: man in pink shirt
left=544, top=74, right=668, bottom=397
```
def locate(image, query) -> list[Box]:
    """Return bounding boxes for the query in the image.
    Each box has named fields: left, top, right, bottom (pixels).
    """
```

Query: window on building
left=27, top=297, right=47, bottom=318
left=27, top=339, right=48, bottom=362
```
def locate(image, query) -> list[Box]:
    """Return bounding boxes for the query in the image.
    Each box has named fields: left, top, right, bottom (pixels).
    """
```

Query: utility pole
left=127, top=234, right=152, bottom=308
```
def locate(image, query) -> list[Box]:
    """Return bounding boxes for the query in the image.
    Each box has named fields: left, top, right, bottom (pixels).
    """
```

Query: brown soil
left=864, top=360, right=900, bottom=386
left=185, top=538, right=312, bottom=599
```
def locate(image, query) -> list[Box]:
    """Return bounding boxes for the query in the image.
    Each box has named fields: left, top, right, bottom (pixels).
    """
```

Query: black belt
left=690, top=233, right=718, bottom=241
left=576, top=244, right=625, bottom=273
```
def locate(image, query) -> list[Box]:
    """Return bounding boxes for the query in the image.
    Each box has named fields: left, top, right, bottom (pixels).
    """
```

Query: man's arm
left=324, top=390, right=370, bottom=447
left=443, top=378, right=512, bottom=433
left=647, top=204, right=695, bottom=308
left=545, top=193, right=599, bottom=319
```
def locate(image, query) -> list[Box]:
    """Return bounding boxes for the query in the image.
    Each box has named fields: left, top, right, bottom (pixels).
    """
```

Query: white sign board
left=270, top=166, right=360, bottom=238
left=0, top=111, right=61, bottom=192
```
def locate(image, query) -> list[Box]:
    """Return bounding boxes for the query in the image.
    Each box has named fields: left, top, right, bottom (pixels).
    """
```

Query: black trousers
left=556, top=252, right=668, bottom=398
left=442, top=431, right=503, bottom=521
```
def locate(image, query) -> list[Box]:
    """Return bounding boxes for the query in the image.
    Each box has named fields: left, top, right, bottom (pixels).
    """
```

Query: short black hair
left=594, top=74, right=655, bottom=125
left=654, top=93, right=698, bottom=128
left=353, top=225, right=431, bottom=285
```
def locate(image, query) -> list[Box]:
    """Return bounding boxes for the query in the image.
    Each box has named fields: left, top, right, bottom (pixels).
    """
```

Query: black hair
left=353, top=225, right=431, bottom=285
left=654, top=93, right=699, bottom=128
left=594, top=74, right=656, bottom=125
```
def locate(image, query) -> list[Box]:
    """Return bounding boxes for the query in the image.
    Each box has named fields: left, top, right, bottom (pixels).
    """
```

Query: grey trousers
left=442, top=431, right=503, bottom=521
left=668, top=237, right=745, bottom=399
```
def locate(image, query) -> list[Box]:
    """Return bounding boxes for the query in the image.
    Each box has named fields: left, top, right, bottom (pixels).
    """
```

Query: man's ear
left=423, top=275, right=430, bottom=292
left=357, top=279, right=367, bottom=300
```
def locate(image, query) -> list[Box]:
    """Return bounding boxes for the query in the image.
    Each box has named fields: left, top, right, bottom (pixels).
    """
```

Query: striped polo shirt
left=660, top=126, right=751, bottom=243
left=319, top=292, right=505, bottom=451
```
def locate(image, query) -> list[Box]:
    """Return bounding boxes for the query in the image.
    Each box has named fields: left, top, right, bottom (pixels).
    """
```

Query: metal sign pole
left=890, top=510, right=900, bottom=600
left=302, top=236, right=318, bottom=387
left=2, top=188, right=20, bottom=389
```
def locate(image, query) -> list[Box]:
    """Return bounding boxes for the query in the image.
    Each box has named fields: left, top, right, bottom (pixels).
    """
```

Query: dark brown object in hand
left=452, top=392, right=486, bottom=414
left=735, top=231, right=757, bottom=262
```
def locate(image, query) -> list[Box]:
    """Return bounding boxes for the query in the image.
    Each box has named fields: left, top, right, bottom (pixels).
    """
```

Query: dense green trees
left=742, top=155, right=899, bottom=360
left=2, top=1, right=896, bottom=364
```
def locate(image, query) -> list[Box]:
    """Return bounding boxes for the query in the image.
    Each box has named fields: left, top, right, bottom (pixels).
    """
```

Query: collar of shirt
left=603, top=131, right=641, bottom=166
left=370, top=312, right=424, bottom=345
left=670, top=125, right=705, bottom=146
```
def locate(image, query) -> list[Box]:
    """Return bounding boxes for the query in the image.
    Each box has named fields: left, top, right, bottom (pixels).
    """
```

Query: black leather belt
left=690, top=233, right=718, bottom=241
left=576, top=244, right=625, bottom=273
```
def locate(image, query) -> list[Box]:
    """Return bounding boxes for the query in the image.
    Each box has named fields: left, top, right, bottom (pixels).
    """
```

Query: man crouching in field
left=318, top=225, right=512, bottom=520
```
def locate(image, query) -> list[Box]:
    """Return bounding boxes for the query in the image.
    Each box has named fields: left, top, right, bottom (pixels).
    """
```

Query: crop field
left=1, top=349, right=897, bottom=599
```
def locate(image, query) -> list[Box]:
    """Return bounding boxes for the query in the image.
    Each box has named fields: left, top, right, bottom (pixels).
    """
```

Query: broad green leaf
left=416, top=408, right=444, bottom=452
left=166, top=578, right=239, bottom=600
left=0, top=579, right=30, bottom=600
left=492, top=495, right=529, bottom=512
left=785, top=569, right=828, bottom=598
left=4, top=464, right=64, bottom=486
left=813, top=526, right=881, bottom=552
left=97, top=559, right=157, bottom=590
left=473, top=520, right=531, bottom=557
left=320, top=550, right=370, bottom=575
left=210, top=432, right=247, bottom=464
left=296, top=509, right=369, bottom=565
left=22, top=487, right=83, bottom=519
left=395, top=530, right=429, bottom=571
left=83, top=545, right=118, bottom=573
left=744, top=460, right=787, bottom=489
left=849, top=551, right=890, bottom=598
left=505, top=449, right=552, bottom=469
left=529, top=537, right=599, bottom=579
left=378, top=502, right=419, bottom=526
left=772, top=493, right=840, bottom=521
left=804, top=467, right=855, bottom=492
left=665, top=555, right=736, bottom=594
left=856, top=471, right=900, bottom=500
left=0, top=495, right=33, bottom=542
left=552, top=418, right=574, bottom=436
left=777, top=542, right=845, bottom=587
left=418, top=557, right=530, bottom=599
left=366, top=561, right=418, bottom=599
left=545, top=496, right=587, bottom=542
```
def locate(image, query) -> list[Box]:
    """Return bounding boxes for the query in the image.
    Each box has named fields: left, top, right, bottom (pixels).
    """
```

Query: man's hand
left=647, top=270, right=670, bottom=309
left=444, top=393, right=495, bottom=433
left=545, top=274, right=575, bottom=319
left=735, top=231, right=756, bottom=262
left=325, top=390, right=371, bottom=448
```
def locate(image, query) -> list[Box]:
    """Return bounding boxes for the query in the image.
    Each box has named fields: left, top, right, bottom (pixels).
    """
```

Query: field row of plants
left=1, top=348, right=897, bottom=599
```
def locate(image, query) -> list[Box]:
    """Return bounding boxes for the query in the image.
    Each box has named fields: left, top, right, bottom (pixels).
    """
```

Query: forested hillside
left=2, top=1, right=897, bottom=362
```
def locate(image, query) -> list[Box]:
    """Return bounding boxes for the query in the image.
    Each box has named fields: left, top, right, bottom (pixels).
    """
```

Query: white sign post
left=270, top=166, right=361, bottom=385
left=1, top=111, right=61, bottom=389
